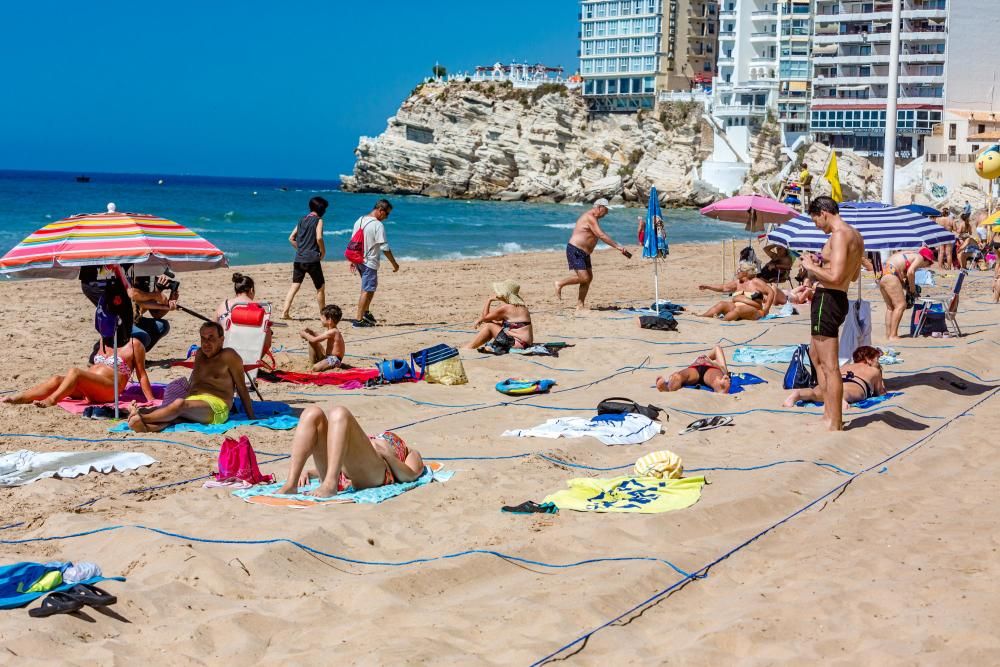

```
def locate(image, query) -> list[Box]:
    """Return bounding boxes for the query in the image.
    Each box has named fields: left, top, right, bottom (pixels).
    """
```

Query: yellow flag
left=825, top=151, right=844, bottom=203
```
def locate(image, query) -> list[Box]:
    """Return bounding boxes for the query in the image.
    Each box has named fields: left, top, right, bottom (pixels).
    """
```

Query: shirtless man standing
left=127, top=321, right=254, bottom=432
left=799, top=196, right=864, bottom=431
left=554, top=198, right=631, bottom=310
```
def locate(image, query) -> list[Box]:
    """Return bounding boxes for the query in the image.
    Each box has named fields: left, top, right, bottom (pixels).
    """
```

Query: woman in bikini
left=1, top=335, right=154, bottom=408
left=783, top=346, right=885, bottom=409
left=464, top=280, right=533, bottom=350
left=877, top=247, right=935, bottom=341
left=697, top=262, right=775, bottom=321
left=277, top=405, right=425, bottom=498
left=655, top=344, right=732, bottom=394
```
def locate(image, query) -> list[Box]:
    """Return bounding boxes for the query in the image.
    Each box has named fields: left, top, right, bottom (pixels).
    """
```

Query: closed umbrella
left=0, top=204, right=229, bottom=417
left=766, top=202, right=956, bottom=251
left=642, top=187, right=669, bottom=310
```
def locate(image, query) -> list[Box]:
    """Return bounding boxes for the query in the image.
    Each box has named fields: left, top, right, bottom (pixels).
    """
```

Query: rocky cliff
left=340, top=81, right=720, bottom=207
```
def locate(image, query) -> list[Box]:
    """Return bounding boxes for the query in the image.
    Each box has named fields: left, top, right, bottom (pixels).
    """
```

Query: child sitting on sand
left=278, top=405, right=425, bottom=498
left=300, top=305, right=346, bottom=372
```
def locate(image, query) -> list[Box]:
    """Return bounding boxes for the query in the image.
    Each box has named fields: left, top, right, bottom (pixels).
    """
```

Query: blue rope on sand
left=286, top=392, right=489, bottom=409
left=0, top=432, right=286, bottom=457
left=0, top=524, right=696, bottom=579
left=530, top=385, right=1000, bottom=665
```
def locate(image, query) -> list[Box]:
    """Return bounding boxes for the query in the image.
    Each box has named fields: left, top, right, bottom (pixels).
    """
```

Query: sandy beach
left=1, top=242, right=999, bottom=664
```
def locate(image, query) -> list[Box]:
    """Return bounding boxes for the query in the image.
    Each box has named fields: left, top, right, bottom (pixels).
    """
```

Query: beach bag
left=597, top=397, right=664, bottom=422
left=377, top=359, right=413, bottom=383
left=639, top=314, right=678, bottom=331
left=783, top=344, right=817, bottom=390
left=410, top=344, right=467, bottom=385
left=94, top=283, right=132, bottom=346
left=344, top=219, right=370, bottom=265
left=838, top=299, right=872, bottom=365
left=214, top=435, right=275, bottom=485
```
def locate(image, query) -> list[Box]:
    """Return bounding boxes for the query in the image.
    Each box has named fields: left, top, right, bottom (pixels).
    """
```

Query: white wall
left=945, top=0, right=1000, bottom=111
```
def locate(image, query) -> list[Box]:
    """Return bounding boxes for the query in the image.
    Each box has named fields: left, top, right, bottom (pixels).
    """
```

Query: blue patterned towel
left=233, top=466, right=453, bottom=505
left=109, top=399, right=297, bottom=434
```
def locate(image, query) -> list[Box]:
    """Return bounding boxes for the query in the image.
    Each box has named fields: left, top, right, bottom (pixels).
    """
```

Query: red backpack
left=214, top=435, right=275, bottom=485
left=344, top=218, right=371, bottom=265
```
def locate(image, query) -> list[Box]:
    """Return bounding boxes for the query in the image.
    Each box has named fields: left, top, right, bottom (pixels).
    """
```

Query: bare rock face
left=341, top=82, right=712, bottom=206
left=801, top=143, right=884, bottom=202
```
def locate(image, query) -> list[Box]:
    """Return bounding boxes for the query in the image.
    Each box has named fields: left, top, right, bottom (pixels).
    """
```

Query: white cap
left=593, top=198, right=610, bottom=208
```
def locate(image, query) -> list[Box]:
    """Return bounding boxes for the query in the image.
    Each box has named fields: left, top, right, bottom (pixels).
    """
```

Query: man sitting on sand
left=554, top=198, right=631, bottom=310
left=655, top=345, right=731, bottom=394
left=127, top=322, right=254, bottom=432
left=783, top=345, right=885, bottom=410
left=697, top=262, right=776, bottom=321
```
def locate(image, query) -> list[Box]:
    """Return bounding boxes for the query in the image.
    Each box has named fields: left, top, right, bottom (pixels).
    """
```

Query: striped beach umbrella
left=766, top=202, right=956, bottom=252
left=0, top=204, right=228, bottom=279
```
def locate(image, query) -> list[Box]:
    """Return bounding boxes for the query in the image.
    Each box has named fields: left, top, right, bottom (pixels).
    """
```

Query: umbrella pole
left=654, top=257, right=660, bottom=311
left=113, top=321, right=120, bottom=420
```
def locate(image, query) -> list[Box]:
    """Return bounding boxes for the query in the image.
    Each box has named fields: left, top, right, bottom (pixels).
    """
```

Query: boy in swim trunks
left=301, top=304, right=346, bottom=372
left=127, top=322, right=254, bottom=432
left=799, top=196, right=865, bottom=431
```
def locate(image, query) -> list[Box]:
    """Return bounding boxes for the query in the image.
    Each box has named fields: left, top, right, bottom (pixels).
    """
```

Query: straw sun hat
left=493, top=280, right=525, bottom=306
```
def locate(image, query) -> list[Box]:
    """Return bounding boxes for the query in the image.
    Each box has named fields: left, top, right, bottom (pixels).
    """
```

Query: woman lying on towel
left=696, top=262, right=776, bottom=321
left=277, top=405, right=425, bottom=498
left=1, top=335, right=153, bottom=408
left=464, top=280, right=533, bottom=350
left=783, top=346, right=885, bottom=409
left=655, top=345, right=732, bottom=394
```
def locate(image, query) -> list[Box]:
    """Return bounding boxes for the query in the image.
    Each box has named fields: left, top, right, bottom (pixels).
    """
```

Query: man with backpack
left=345, top=199, right=399, bottom=327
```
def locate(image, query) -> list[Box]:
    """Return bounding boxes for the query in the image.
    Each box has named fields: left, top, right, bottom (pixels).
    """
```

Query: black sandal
left=65, top=583, right=117, bottom=607
left=501, top=501, right=558, bottom=514
left=28, top=592, right=84, bottom=618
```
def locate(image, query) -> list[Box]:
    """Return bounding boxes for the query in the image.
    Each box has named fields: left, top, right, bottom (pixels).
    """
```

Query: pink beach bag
left=214, top=435, right=275, bottom=485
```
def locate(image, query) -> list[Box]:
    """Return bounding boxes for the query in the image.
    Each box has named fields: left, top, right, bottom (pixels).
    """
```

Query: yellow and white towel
left=543, top=475, right=705, bottom=514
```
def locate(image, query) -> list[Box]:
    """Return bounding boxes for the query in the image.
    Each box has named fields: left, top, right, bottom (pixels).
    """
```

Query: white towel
left=0, top=450, right=157, bottom=487
left=502, top=414, right=661, bottom=446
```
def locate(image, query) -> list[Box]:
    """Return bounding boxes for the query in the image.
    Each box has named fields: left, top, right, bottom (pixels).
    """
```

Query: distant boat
left=75, top=175, right=90, bottom=183
left=157, top=179, right=164, bottom=185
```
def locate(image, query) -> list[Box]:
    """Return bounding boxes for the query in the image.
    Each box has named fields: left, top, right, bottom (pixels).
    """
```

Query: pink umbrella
left=700, top=195, right=799, bottom=232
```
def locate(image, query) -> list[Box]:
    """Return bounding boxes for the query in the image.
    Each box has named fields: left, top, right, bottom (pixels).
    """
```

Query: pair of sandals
left=29, top=584, right=117, bottom=618
left=679, top=415, right=733, bottom=435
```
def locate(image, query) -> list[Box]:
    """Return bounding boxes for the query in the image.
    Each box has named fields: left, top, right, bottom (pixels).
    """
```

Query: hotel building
left=809, top=0, right=949, bottom=158
left=580, top=0, right=720, bottom=112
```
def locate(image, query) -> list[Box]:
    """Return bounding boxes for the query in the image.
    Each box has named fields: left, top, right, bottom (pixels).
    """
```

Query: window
left=979, top=124, right=987, bottom=134
left=948, top=145, right=956, bottom=156
left=949, top=123, right=957, bottom=140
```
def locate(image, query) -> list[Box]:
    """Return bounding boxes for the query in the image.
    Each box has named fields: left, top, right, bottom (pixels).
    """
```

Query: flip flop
left=679, top=415, right=733, bottom=435
left=28, top=592, right=84, bottom=618
left=64, top=583, right=117, bottom=608
left=501, top=501, right=559, bottom=514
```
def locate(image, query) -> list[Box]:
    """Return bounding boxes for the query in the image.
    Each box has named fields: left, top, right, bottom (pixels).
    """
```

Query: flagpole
left=881, top=0, right=902, bottom=204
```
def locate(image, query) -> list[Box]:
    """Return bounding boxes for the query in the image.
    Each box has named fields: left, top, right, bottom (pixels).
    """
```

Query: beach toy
left=495, top=379, right=556, bottom=396
left=377, top=359, right=412, bottom=383
left=975, top=145, right=1000, bottom=180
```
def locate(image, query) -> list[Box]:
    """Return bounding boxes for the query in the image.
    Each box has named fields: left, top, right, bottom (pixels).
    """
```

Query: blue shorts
left=358, top=264, right=378, bottom=292
left=566, top=243, right=592, bottom=271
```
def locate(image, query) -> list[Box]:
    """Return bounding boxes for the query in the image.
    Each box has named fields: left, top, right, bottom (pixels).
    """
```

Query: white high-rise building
left=810, top=0, right=948, bottom=159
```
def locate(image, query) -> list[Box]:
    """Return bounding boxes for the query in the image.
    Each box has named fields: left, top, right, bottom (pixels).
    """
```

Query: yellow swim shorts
left=186, top=393, right=230, bottom=425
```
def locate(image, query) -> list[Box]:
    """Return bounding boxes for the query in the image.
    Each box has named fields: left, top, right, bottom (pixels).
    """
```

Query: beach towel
left=761, top=302, right=796, bottom=320
left=56, top=382, right=165, bottom=415
left=616, top=301, right=685, bottom=316
left=796, top=392, right=902, bottom=410
left=839, top=299, right=872, bottom=366
left=502, top=413, right=661, bottom=446
left=108, top=399, right=297, bottom=434
left=256, top=369, right=380, bottom=386
left=914, top=269, right=935, bottom=287
left=543, top=475, right=705, bottom=514
left=0, top=562, right=123, bottom=610
left=0, top=450, right=157, bottom=487
left=232, top=464, right=452, bottom=508
left=684, top=372, right=766, bottom=394
left=732, top=346, right=798, bottom=364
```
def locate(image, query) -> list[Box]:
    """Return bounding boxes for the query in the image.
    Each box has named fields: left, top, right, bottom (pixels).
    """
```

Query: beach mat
left=684, top=372, right=766, bottom=394
left=57, top=383, right=165, bottom=415
left=108, top=399, right=297, bottom=434
left=234, top=463, right=449, bottom=508
left=257, top=369, right=380, bottom=386
left=796, top=392, right=902, bottom=410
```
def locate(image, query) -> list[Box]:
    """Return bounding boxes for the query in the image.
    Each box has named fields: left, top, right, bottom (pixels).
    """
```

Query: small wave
left=499, top=242, right=522, bottom=254
left=224, top=251, right=240, bottom=258
left=224, top=211, right=235, bottom=218
left=199, top=216, right=212, bottom=222
left=325, top=228, right=352, bottom=236
left=544, top=223, right=576, bottom=229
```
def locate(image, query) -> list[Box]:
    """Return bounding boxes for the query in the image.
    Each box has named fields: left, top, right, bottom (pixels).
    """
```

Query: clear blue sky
left=0, top=1, right=578, bottom=180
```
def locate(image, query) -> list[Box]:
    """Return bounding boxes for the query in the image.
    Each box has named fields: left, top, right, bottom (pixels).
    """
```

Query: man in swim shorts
left=554, top=198, right=631, bottom=310
left=127, top=321, right=254, bottom=432
left=799, top=196, right=864, bottom=431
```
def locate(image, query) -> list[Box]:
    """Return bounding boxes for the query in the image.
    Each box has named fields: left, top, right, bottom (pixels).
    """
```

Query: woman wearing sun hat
left=877, top=246, right=936, bottom=341
left=464, top=280, right=534, bottom=350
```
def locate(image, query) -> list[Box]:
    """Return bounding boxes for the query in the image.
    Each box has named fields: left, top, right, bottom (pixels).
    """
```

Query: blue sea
left=0, top=170, right=743, bottom=266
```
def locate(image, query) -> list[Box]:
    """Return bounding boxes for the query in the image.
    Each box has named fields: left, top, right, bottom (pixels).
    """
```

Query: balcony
left=718, top=55, right=735, bottom=65
left=811, top=96, right=944, bottom=106
left=751, top=55, right=776, bottom=64
left=814, top=30, right=948, bottom=44
left=720, top=9, right=736, bottom=19
left=718, top=30, right=736, bottom=38
left=714, top=104, right=770, bottom=117
left=814, top=74, right=944, bottom=85
left=751, top=32, right=776, bottom=42
left=814, top=9, right=947, bottom=23
left=752, top=10, right=778, bottom=20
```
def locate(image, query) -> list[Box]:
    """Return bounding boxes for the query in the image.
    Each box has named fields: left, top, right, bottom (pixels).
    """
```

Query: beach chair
left=223, top=302, right=273, bottom=400
left=914, top=270, right=966, bottom=338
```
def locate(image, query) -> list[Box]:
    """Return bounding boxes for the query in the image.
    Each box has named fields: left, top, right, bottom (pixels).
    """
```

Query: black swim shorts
left=811, top=287, right=849, bottom=338
left=292, top=261, right=325, bottom=289
left=566, top=243, right=592, bottom=271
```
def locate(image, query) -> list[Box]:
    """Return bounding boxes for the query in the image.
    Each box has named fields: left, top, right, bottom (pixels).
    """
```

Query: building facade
left=580, top=0, right=720, bottom=112
left=713, top=1, right=779, bottom=135
left=809, top=0, right=948, bottom=159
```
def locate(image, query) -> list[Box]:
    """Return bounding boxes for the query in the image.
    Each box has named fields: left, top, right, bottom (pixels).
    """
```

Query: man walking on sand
left=281, top=196, right=327, bottom=319
left=350, top=199, right=399, bottom=327
left=554, top=198, right=631, bottom=310
left=799, top=196, right=864, bottom=432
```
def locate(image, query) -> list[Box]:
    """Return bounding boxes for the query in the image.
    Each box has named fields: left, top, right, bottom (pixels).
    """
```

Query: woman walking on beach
left=281, top=197, right=328, bottom=319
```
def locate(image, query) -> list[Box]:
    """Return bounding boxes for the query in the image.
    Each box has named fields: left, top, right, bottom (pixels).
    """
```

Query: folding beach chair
left=222, top=302, right=274, bottom=400
left=914, top=270, right=966, bottom=338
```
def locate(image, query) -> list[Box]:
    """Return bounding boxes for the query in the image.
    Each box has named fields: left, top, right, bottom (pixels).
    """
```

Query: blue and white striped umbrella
left=766, top=202, right=956, bottom=252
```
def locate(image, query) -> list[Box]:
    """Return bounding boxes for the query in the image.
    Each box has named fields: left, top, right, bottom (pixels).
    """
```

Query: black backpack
left=783, top=344, right=817, bottom=390
left=639, top=313, right=678, bottom=331
left=597, top=397, right=665, bottom=422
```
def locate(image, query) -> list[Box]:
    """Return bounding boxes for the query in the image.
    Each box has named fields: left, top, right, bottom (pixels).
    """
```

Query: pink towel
left=57, top=383, right=165, bottom=415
